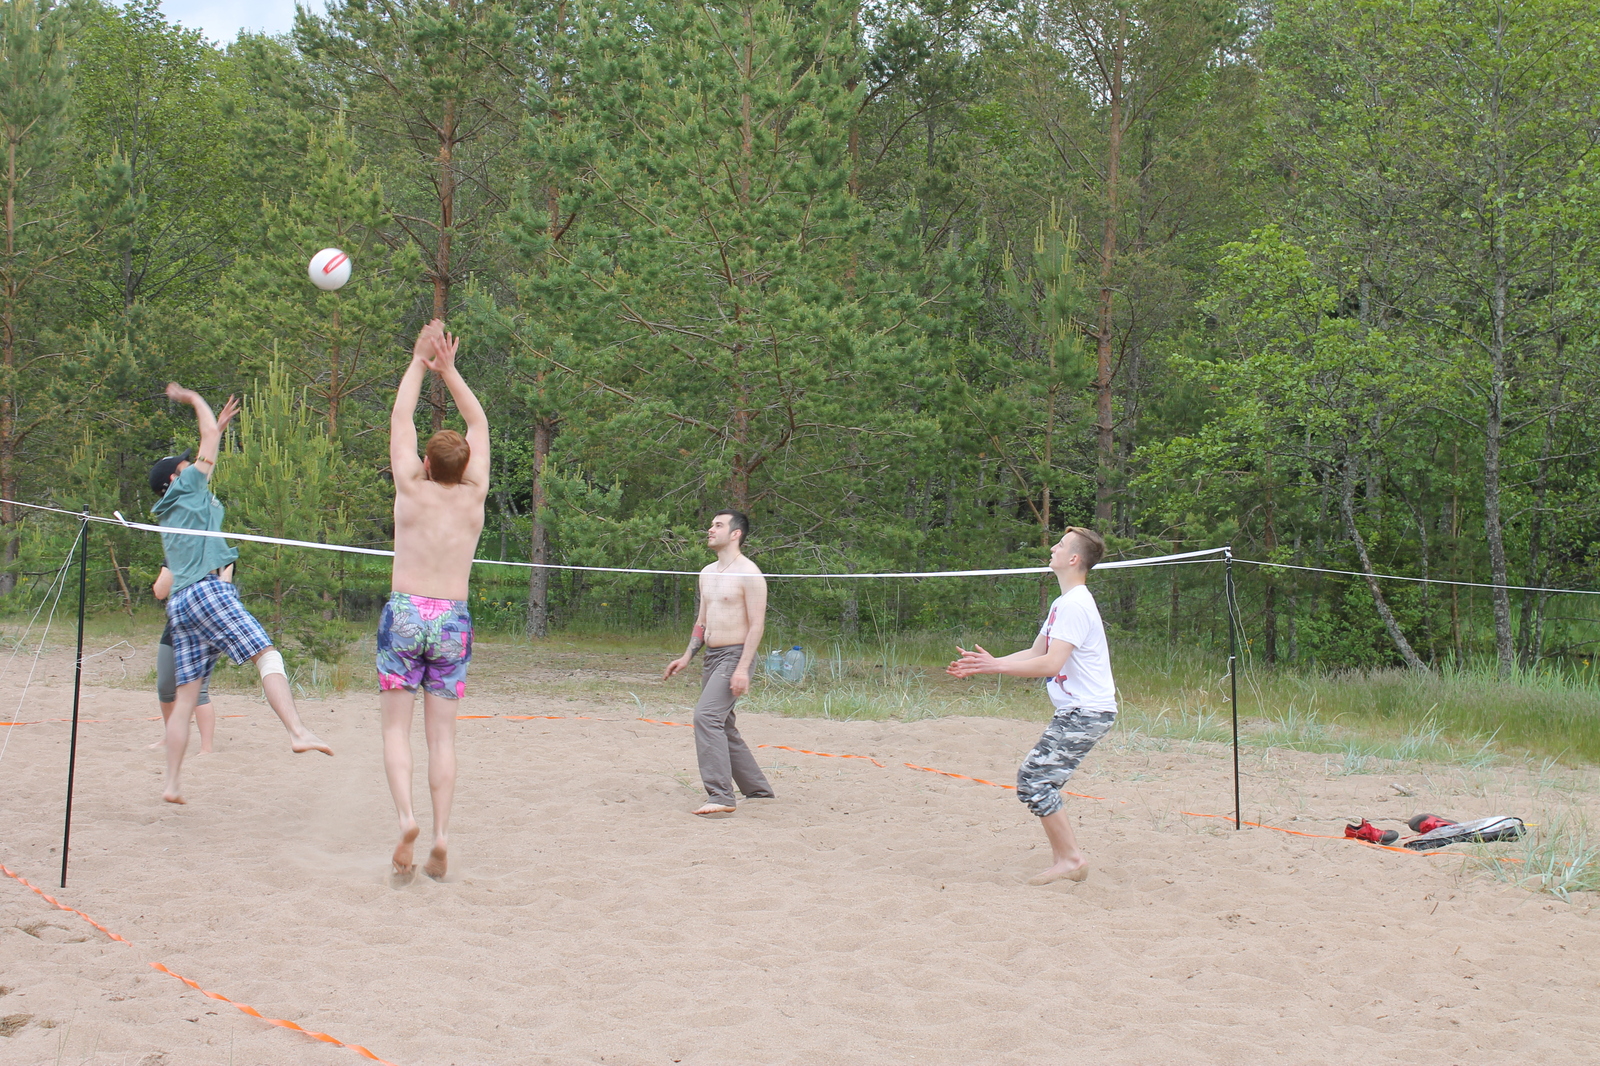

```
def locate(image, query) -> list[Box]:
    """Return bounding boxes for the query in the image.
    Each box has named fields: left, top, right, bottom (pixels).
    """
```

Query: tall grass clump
left=1483, top=813, right=1600, bottom=901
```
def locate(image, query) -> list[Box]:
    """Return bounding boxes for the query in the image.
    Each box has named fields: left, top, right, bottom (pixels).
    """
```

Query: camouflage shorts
left=1017, top=707, right=1117, bottom=817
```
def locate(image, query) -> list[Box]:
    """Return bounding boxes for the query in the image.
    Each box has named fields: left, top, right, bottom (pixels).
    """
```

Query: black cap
left=148, top=450, right=192, bottom=495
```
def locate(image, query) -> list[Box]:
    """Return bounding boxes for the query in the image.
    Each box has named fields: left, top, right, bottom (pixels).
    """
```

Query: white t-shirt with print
left=1038, top=584, right=1117, bottom=713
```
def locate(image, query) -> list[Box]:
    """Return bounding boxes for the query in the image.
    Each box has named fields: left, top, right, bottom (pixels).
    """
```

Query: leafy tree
left=1263, top=0, right=1600, bottom=675
left=507, top=0, right=955, bottom=519
left=1144, top=227, right=1432, bottom=669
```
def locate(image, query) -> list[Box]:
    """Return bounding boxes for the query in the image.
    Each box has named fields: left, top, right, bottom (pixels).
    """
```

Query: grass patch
left=1480, top=813, right=1600, bottom=901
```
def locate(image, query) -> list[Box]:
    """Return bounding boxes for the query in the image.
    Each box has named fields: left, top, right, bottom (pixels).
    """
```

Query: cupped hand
left=663, top=657, right=687, bottom=681
left=165, top=381, right=197, bottom=404
left=423, top=326, right=460, bottom=374
left=216, top=394, right=240, bottom=432
left=945, top=643, right=997, bottom=679
left=412, top=319, right=442, bottom=364
left=730, top=668, right=750, bottom=697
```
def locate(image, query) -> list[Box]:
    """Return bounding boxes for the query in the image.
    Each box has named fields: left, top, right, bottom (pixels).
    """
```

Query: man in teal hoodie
left=151, top=383, right=332, bottom=804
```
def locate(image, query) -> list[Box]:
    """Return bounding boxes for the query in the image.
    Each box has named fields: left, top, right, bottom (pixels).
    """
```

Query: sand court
left=2, top=640, right=1599, bottom=1065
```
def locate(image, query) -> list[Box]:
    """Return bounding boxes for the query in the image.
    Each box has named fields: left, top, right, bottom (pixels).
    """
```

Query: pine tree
left=506, top=0, right=958, bottom=564
left=201, top=121, right=419, bottom=443
left=215, top=360, right=377, bottom=666
left=0, top=0, right=137, bottom=592
left=296, top=0, right=533, bottom=429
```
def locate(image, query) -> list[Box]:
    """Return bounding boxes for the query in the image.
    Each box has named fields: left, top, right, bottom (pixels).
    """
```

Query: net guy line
left=0, top=537, right=77, bottom=768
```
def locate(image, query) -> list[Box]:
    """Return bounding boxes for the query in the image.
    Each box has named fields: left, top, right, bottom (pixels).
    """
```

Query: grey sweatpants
left=694, top=644, right=774, bottom=806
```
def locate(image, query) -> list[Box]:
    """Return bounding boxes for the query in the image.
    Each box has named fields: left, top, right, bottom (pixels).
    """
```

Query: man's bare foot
left=162, top=791, right=186, bottom=805
left=1027, top=861, right=1088, bottom=886
left=693, top=803, right=737, bottom=815
left=392, top=825, right=420, bottom=875
left=199, top=745, right=214, bottom=755
left=424, top=844, right=447, bottom=881
left=147, top=738, right=165, bottom=750
left=290, top=732, right=334, bottom=756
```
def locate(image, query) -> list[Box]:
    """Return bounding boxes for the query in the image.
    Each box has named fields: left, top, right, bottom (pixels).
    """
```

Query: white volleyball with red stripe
left=308, top=247, right=352, bottom=291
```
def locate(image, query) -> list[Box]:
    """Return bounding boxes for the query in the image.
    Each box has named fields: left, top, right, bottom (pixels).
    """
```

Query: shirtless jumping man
left=380, top=320, right=489, bottom=879
left=663, top=510, right=776, bottom=815
left=152, top=387, right=332, bottom=805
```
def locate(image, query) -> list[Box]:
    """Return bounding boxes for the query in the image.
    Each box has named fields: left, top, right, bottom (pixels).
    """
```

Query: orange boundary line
left=1, top=863, right=131, bottom=942
left=1, top=863, right=397, bottom=1063
left=759, top=744, right=885, bottom=767
left=149, top=963, right=399, bottom=1064
left=902, top=762, right=1017, bottom=791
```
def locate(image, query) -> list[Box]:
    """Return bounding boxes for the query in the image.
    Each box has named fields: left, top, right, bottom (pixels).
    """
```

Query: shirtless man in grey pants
left=663, top=510, right=775, bottom=815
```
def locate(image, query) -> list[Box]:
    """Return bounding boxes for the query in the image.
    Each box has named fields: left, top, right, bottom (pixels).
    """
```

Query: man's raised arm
left=391, top=322, right=437, bottom=484
left=165, top=383, right=238, bottom=481
left=422, top=325, right=490, bottom=486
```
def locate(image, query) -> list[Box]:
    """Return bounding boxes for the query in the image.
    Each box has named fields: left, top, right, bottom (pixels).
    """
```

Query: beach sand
left=2, top=637, right=1597, bottom=1065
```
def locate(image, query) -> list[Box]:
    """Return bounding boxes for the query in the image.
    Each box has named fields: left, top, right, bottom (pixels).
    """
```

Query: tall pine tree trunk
left=1483, top=279, right=1514, bottom=677
left=1093, top=21, right=1123, bottom=528
left=2, top=134, right=20, bottom=596
left=429, top=99, right=457, bottom=433
left=526, top=417, right=555, bottom=637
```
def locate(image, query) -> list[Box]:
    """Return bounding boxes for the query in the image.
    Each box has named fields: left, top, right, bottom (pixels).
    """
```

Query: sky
left=158, top=0, right=328, bottom=44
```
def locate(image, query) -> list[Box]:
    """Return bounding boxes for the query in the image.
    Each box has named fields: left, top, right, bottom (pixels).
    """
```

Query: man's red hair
left=425, top=430, right=471, bottom=485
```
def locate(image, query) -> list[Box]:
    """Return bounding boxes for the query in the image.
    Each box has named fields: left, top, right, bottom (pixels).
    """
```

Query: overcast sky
left=158, top=0, right=329, bottom=44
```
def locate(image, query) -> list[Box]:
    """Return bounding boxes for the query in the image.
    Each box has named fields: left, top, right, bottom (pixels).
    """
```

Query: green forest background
left=6, top=0, right=1600, bottom=681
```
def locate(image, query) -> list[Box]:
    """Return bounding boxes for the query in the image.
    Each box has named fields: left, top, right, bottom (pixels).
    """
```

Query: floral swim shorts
left=376, top=592, right=473, bottom=699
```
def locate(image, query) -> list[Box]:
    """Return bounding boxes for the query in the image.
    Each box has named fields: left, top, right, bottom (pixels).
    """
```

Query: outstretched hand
left=215, top=394, right=240, bottom=433
left=422, top=324, right=460, bottom=375
left=946, top=644, right=999, bottom=679
left=411, top=319, right=443, bottom=365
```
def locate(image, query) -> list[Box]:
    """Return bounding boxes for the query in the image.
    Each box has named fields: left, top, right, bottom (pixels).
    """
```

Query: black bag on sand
left=1402, top=815, right=1525, bottom=851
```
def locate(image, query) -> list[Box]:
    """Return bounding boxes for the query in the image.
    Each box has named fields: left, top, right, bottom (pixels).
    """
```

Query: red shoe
left=1408, top=813, right=1456, bottom=834
left=1345, top=819, right=1400, bottom=845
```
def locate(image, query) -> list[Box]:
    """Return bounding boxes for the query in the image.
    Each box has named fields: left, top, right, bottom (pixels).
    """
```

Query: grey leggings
left=157, top=624, right=212, bottom=706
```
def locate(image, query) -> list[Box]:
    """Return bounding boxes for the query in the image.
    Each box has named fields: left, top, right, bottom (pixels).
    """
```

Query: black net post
left=1225, top=546, right=1240, bottom=830
left=61, top=512, right=89, bottom=888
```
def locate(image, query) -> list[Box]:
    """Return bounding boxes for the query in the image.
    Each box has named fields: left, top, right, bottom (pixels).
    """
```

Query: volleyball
left=308, top=247, right=351, bottom=291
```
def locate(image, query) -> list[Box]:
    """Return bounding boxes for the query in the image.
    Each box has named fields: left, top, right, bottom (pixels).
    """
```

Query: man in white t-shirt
left=947, top=527, right=1115, bottom=885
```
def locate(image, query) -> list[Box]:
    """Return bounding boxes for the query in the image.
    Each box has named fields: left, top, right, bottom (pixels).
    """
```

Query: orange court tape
left=1, top=863, right=131, bottom=942
left=149, top=963, right=399, bottom=1065
left=757, top=743, right=886, bottom=767
left=902, top=762, right=1018, bottom=790
left=2, top=863, right=397, bottom=1063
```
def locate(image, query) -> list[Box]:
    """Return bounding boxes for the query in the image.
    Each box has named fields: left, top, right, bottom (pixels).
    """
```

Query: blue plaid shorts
left=166, top=576, right=273, bottom=687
